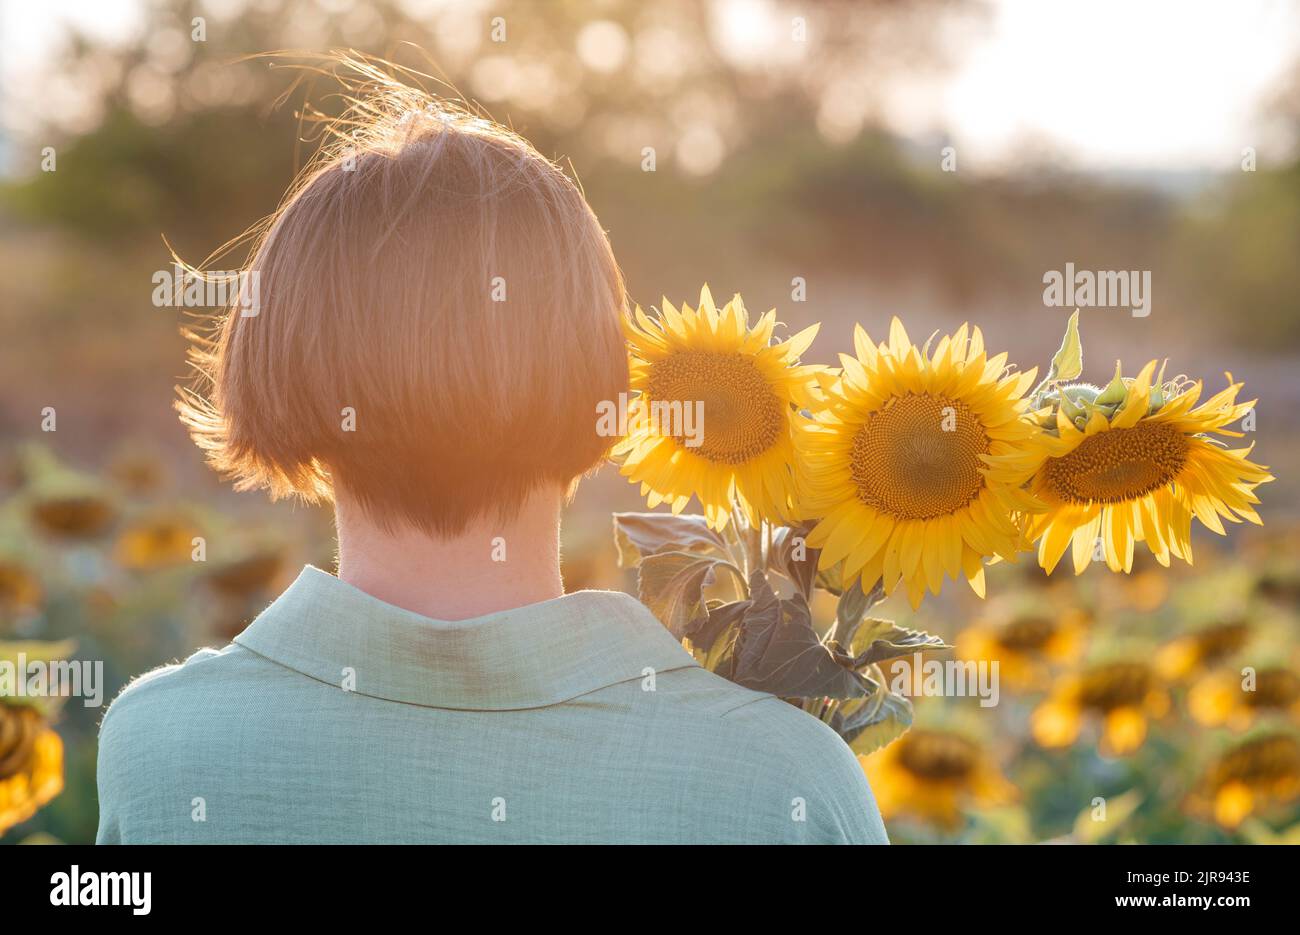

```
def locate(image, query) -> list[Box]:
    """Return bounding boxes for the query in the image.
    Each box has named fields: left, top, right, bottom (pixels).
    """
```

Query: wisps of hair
left=175, top=50, right=628, bottom=535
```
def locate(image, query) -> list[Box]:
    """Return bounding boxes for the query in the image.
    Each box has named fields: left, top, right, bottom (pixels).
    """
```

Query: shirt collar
left=233, top=566, right=699, bottom=710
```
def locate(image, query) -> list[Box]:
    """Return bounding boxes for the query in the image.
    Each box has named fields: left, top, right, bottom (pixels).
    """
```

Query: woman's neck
left=334, top=487, right=565, bottom=621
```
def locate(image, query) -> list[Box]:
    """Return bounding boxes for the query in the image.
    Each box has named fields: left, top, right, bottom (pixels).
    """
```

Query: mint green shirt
left=96, top=566, right=887, bottom=844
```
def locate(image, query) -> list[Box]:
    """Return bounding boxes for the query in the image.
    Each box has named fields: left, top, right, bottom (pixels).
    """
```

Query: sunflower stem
left=718, top=522, right=746, bottom=584
left=726, top=505, right=749, bottom=578
left=730, top=503, right=757, bottom=578
left=744, top=518, right=762, bottom=579
left=716, top=561, right=749, bottom=601
left=864, top=664, right=888, bottom=721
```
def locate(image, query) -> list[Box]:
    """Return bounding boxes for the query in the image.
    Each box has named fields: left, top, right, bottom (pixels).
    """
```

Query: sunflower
left=1002, top=362, right=1272, bottom=575
left=1192, top=734, right=1300, bottom=829
left=1190, top=666, right=1300, bottom=730
left=0, top=561, right=42, bottom=620
left=29, top=494, right=115, bottom=540
left=114, top=513, right=201, bottom=571
left=1032, top=660, right=1169, bottom=756
left=614, top=286, right=821, bottom=529
left=797, top=319, right=1039, bottom=608
left=0, top=703, right=64, bottom=835
left=859, top=728, right=1015, bottom=830
left=1155, top=619, right=1252, bottom=681
left=18, top=449, right=117, bottom=540
left=956, top=606, right=1087, bottom=691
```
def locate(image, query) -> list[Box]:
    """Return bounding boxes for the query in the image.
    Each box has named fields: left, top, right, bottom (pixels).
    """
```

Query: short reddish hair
left=179, top=63, right=628, bottom=535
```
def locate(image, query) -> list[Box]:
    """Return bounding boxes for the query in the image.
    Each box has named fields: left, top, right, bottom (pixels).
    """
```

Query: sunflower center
left=1043, top=421, right=1190, bottom=505
left=850, top=394, right=990, bottom=521
left=645, top=351, right=784, bottom=464
left=997, top=615, right=1057, bottom=652
left=1078, top=662, right=1154, bottom=712
left=1212, top=735, right=1300, bottom=788
left=30, top=496, right=114, bottom=538
left=1246, top=670, right=1300, bottom=710
left=897, top=729, right=978, bottom=781
left=1193, top=621, right=1251, bottom=663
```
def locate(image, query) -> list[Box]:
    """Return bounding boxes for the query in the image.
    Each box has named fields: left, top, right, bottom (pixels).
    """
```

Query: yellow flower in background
left=956, top=607, right=1087, bottom=691
left=1032, top=660, right=1169, bottom=756
left=1190, top=667, right=1300, bottom=730
left=1155, top=620, right=1252, bottom=681
left=1003, top=363, right=1272, bottom=575
left=859, top=728, right=1015, bottom=830
left=0, top=561, right=42, bottom=619
left=798, top=319, right=1039, bottom=608
left=113, top=514, right=201, bottom=571
left=0, top=704, right=64, bottom=835
left=614, top=286, right=822, bottom=528
left=29, top=494, right=115, bottom=540
left=11, top=447, right=117, bottom=540
left=1192, top=734, right=1300, bottom=830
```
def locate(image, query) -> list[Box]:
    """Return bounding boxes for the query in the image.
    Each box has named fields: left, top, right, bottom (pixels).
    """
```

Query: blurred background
left=1, top=0, right=1298, bottom=844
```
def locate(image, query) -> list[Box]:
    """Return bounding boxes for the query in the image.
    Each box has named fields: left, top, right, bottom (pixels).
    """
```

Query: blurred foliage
left=0, top=444, right=329, bottom=843
left=1, top=0, right=1296, bottom=336
left=1180, top=161, right=1300, bottom=348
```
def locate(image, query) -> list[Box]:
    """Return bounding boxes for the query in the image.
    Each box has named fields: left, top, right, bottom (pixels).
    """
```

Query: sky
left=2, top=0, right=1299, bottom=173
left=936, top=0, right=1300, bottom=172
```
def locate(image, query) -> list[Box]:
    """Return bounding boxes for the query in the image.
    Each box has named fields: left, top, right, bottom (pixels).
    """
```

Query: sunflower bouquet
left=609, top=288, right=1273, bottom=756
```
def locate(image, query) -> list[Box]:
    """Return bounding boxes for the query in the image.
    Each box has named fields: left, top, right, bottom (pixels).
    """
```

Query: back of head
left=179, top=59, right=628, bottom=535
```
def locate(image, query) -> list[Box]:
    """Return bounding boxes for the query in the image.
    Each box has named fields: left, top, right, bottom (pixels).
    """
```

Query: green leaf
left=1055, top=387, right=1084, bottom=426
left=1046, top=309, right=1082, bottom=383
left=830, top=578, right=873, bottom=648
left=768, top=522, right=819, bottom=599
left=1071, top=789, right=1144, bottom=844
left=686, top=598, right=749, bottom=653
left=0, top=639, right=77, bottom=666
left=1238, top=818, right=1300, bottom=845
left=850, top=619, right=950, bottom=667
left=1095, top=360, right=1127, bottom=407
left=702, top=623, right=741, bottom=674
left=637, top=550, right=734, bottom=638
left=730, top=571, right=871, bottom=699
left=815, top=563, right=846, bottom=597
left=841, top=690, right=914, bottom=756
left=613, top=512, right=729, bottom=569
